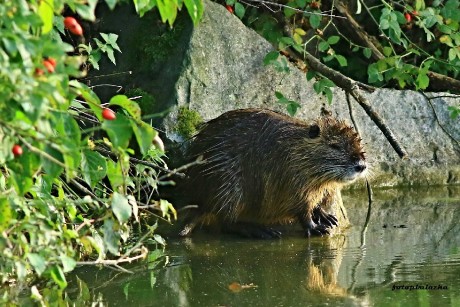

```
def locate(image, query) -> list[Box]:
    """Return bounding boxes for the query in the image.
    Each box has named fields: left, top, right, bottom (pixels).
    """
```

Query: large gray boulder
left=92, top=0, right=459, bottom=233
left=162, top=0, right=460, bottom=188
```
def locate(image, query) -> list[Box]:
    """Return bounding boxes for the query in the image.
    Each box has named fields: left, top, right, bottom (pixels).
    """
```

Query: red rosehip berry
left=102, top=108, right=116, bottom=120
left=225, top=5, right=234, bottom=14
left=43, top=59, right=55, bottom=73
left=46, top=57, right=57, bottom=68
left=12, top=144, right=23, bottom=157
left=405, top=12, right=412, bottom=23
left=64, top=17, right=83, bottom=36
left=35, top=68, right=44, bottom=76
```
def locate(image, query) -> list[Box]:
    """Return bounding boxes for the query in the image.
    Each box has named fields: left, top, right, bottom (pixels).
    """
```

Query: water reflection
left=65, top=187, right=460, bottom=306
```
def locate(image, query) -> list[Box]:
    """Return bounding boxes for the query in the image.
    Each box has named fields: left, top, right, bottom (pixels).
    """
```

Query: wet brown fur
left=179, top=108, right=366, bottom=237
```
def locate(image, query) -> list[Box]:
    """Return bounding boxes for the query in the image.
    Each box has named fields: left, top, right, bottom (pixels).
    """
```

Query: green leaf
left=284, top=5, right=296, bottom=18
left=101, top=33, right=121, bottom=52
left=131, top=121, right=156, bottom=155
left=81, top=149, right=107, bottom=188
left=112, top=192, right=132, bottom=223
left=235, top=2, right=245, bottom=19
left=295, top=28, right=306, bottom=36
left=159, top=199, right=177, bottom=221
left=309, top=14, right=321, bottom=29
left=275, top=91, right=284, bottom=99
left=107, top=160, right=124, bottom=190
left=0, top=198, right=13, bottom=232
left=105, top=0, right=118, bottom=10
left=416, top=73, right=430, bottom=90
left=27, top=253, right=47, bottom=276
left=306, top=70, right=316, bottom=81
left=363, top=48, right=372, bottom=59
left=9, top=153, right=38, bottom=195
left=383, top=46, right=393, bottom=57
left=327, top=36, right=340, bottom=45
left=449, top=48, right=459, bottom=61
left=103, top=219, right=121, bottom=255
left=70, top=82, right=102, bottom=115
left=106, top=47, right=116, bottom=65
left=157, top=0, right=178, bottom=26
left=293, top=33, right=303, bottom=45
left=38, top=0, right=54, bottom=34
left=368, top=63, right=383, bottom=83
left=50, top=265, right=67, bottom=289
left=153, top=234, right=166, bottom=246
left=296, top=0, right=306, bottom=7
left=335, top=55, right=348, bottom=67
left=109, top=95, right=141, bottom=120
left=380, top=18, right=390, bottom=30
left=324, top=87, right=333, bottom=104
left=61, top=255, right=77, bottom=274
left=133, top=0, right=158, bottom=17
left=76, top=1, right=97, bottom=21
left=102, top=113, right=133, bottom=149
left=438, top=24, right=453, bottom=34
left=415, top=0, right=425, bottom=11
left=263, top=51, right=279, bottom=65
left=184, top=0, right=204, bottom=24
left=318, top=41, right=329, bottom=52
left=286, top=101, right=301, bottom=116
left=42, top=145, right=64, bottom=179
left=448, top=106, right=460, bottom=119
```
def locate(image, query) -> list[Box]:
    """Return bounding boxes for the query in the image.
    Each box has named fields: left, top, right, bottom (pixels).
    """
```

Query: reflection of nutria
left=179, top=108, right=367, bottom=238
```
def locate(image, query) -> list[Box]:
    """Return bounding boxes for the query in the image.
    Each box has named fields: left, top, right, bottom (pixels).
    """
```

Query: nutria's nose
left=354, top=163, right=367, bottom=173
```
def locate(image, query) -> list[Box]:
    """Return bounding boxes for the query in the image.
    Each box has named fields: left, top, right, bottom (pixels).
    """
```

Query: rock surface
left=92, top=0, right=460, bottom=233
left=95, top=0, right=459, bottom=188
left=162, top=0, right=460, bottom=188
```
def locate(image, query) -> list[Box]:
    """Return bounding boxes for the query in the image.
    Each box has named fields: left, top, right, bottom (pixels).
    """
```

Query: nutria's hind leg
left=178, top=220, right=197, bottom=237
left=222, top=222, right=282, bottom=239
left=312, top=206, right=338, bottom=229
left=178, top=211, right=206, bottom=237
left=298, top=214, right=330, bottom=237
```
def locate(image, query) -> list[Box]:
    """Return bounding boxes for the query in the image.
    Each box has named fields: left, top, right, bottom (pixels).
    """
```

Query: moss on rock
left=174, top=107, right=203, bottom=139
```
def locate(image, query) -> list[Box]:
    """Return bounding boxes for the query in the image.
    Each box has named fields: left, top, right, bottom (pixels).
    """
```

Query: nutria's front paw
left=304, top=223, right=330, bottom=237
left=312, top=206, right=338, bottom=229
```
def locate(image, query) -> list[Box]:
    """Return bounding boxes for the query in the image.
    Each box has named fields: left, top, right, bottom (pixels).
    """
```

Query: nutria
left=178, top=108, right=367, bottom=238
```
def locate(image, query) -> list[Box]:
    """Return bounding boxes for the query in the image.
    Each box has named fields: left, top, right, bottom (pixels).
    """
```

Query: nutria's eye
left=308, top=124, right=320, bottom=138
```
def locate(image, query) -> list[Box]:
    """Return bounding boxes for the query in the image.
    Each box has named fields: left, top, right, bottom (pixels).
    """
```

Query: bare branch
left=244, top=0, right=346, bottom=18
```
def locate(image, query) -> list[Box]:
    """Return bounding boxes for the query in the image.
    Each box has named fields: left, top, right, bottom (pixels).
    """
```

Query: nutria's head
left=294, top=116, right=367, bottom=185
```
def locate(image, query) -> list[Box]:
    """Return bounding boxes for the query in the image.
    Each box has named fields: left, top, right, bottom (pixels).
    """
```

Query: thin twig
left=95, top=147, right=175, bottom=175
left=70, top=178, right=101, bottom=201
left=158, top=158, right=205, bottom=181
left=79, top=70, right=133, bottom=81
left=421, top=92, right=460, bottom=147
left=244, top=0, right=346, bottom=18
left=76, top=246, right=148, bottom=267
left=346, top=93, right=360, bottom=136
left=17, top=135, right=68, bottom=168
left=298, top=50, right=408, bottom=158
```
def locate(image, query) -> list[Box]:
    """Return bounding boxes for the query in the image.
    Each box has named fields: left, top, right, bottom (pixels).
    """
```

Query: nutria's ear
left=308, top=124, right=320, bottom=138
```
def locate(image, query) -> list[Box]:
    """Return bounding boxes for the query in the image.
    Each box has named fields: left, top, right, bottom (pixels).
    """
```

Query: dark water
left=66, top=187, right=460, bottom=306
